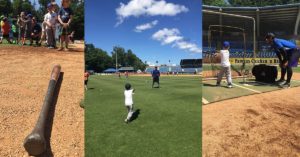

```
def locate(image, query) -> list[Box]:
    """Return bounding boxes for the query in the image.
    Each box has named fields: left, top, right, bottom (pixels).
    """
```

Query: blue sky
left=85, top=0, right=202, bottom=65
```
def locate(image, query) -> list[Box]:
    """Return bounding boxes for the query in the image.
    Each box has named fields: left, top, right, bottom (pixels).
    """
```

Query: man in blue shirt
left=265, top=33, right=300, bottom=88
left=152, top=66, right=160, bottom=88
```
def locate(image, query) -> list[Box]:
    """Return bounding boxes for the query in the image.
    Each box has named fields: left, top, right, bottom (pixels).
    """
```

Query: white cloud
left=152, top=28, right=201, bottom=53
left=115, top=0, right=188, bottom=26
left=134, top=20, right=158, bottom=32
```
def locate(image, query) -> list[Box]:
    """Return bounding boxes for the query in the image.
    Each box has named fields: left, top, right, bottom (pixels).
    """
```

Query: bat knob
left=23, top=133, right=46, bottom=156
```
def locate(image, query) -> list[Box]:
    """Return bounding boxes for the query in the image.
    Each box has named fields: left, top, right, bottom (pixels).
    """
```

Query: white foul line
left=202, top=98, right=209, bottom=104
left=232, top=83, right=262, bottom=93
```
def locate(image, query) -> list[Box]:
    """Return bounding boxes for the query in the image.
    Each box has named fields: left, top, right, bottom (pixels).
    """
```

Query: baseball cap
left=265, top=32, right=275, bottom=39
left=223, top=41, right=230, bottom=48
left=47, top=3, right=53, bottom=8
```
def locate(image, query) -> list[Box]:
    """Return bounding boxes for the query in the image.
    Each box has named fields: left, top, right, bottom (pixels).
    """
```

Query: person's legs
left=225, top=67, right=232, bottom=87
left=59, top=35, right=64, bottom=50
left=46, top=28, right=54, bottom=48
left=280, top=67, right=286, bottom=81
left=152, top=78, right=155, bottom=88
left=125, top=105, right=133, bottom=122
left=216, top=67, right=226, bottom=85
left=157, top=77, right=160, bottom=88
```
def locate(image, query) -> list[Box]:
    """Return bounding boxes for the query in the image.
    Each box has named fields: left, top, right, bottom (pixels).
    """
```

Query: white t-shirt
left=124, top=89, right=134, bottom=106
left=220, top=49, right=231, bottom=67
left=44, top=12, right=57, bottom=29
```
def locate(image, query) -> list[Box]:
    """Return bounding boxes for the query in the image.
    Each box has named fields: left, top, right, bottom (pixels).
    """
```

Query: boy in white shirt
left=44, top=3, right=57, bottom=49
left=124, top=83, right=135, bottom=123
left=216, top=41, right=233, bottom=88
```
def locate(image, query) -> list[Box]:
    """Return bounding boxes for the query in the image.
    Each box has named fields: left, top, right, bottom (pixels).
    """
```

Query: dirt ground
left=0, top=45, right=84, bottom=156
left=203, top=73, right=300, bottom=157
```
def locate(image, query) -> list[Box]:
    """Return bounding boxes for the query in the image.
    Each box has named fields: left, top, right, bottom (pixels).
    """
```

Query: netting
left=202, top=10, right=256, bottom=81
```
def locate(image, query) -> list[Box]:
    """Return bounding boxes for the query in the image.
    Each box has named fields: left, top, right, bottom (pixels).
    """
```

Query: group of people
left=215, top=33, right=300, bottom=89
left=0, top=0, right=75, bottom=51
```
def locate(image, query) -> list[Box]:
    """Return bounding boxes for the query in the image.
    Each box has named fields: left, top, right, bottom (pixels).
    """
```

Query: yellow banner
left=230, top=58, right=300, bottom=64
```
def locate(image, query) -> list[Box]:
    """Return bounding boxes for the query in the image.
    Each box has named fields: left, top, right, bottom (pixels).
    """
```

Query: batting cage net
left=202, top=10, right=256, bottom=81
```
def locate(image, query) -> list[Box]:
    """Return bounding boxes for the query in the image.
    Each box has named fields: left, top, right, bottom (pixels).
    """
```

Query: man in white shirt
left=124, top=83, right=135, bottom=123
left=216, top=41, right=233, bottom=88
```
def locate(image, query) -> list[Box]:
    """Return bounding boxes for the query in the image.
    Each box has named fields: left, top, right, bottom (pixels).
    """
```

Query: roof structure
left=203, top=3, right=300, bottom=37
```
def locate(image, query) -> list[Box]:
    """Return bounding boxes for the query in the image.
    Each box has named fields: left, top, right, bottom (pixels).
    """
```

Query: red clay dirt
left=0, top=45, right=84, bottom=156
left=203, top=73, right=300, bottom=157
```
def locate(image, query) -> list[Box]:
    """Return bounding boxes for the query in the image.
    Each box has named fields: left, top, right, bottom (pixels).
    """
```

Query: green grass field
left=85, top=75, right=201, bottom=157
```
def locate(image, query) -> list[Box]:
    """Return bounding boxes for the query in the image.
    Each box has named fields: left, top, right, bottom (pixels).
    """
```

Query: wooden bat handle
left=23, top=65, right=61, bottom=156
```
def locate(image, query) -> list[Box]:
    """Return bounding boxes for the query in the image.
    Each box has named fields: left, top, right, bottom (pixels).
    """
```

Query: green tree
left=70, top=1, right=84, bottom=39
left=0, top=0, right=13, bottom=16
left=85, top=44, right=113, bottom=72
left=203, top=0, right=227, bottom=6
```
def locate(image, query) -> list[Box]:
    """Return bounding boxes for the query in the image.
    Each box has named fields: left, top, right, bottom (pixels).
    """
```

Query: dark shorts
left=20, top=28, right=25, bottom=38
left=85, top=80, right=88, bottom=85
left=2, top=34, right=9, bottom=38
left=153, top=77, right=159, bottom=83
left=287, top=48, right=300, bottom=67
left=60, top=27, right=71, bottom=36
left=31, top=35, right=40, bottom=41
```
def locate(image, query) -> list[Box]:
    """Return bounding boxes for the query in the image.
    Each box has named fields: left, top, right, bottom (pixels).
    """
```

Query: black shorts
left=153, top=77, right=159, bottom=83
left=2, top=34, right=9, bottom=38
left=85, top=80, right=88, bottom=85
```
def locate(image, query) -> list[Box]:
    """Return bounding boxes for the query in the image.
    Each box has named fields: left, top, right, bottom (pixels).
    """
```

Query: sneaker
left=276, top=79, right=285, bottom=85
left=57, top=47, right=63, bottom=51
left=216, top=82, right=221, bottom=87
left=124, top=119, right=129, bottom=123
left=227, top=84, right=233, bottom=88
left=279, top=82, right=291, bottom=88
left=48, top=46, right=54, bottom=49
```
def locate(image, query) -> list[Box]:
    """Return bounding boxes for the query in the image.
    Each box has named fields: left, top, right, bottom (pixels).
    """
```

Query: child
left=44, top=3, right=57, bottom=49
left=124, top=83, right=135, bottom=123
left=24, top=14, right=32, bottom=45
left=58, top=0, right=73, bottom=51
left=39, top=21, right=47, bottom=46
left=30, top=17, right=42, bottom=46
left=84, top=71, right=90, bottom=90
left=17, top=12, right=26, bottom=45
left=216, top=41, right=233, bottom=88
left=0, top=17, right=12, bottom=44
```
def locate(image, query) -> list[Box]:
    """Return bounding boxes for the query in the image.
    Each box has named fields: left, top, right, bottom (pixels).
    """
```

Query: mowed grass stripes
left=85, top=75, right=202, bottom=157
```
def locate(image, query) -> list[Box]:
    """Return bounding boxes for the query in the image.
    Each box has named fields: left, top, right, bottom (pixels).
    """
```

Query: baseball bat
left=23, top=65, right=61, bottom=156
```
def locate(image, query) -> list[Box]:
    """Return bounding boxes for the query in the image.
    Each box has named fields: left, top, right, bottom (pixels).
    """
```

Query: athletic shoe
left=227, top=84, right=233, bottom=88
left=216, top=82, right=221, bottom=87
left=276, top=79, right=285, bottom=85
left=279, top=82, right=291, bottom=88
left=57, top=47, right=63, bottom=51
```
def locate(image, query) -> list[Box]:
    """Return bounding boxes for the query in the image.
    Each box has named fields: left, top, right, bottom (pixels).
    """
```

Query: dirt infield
left=203, top=73, right=300, bottom=157
left=0, top=45, right=84, bottom=156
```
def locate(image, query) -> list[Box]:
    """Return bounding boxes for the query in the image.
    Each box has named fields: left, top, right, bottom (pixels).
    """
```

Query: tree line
left=85, top=44, right=147, bottom=73
left=203, top=0, right=300, bottom=7
left=0, top=0, right=84, bottom=39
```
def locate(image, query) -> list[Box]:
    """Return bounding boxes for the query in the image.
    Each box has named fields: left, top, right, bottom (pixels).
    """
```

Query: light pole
left=115, top=52, right=118, bottom=73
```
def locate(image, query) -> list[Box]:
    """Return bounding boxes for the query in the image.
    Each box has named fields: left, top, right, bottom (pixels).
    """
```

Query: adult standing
left=152, top=67, right=160, bottom=88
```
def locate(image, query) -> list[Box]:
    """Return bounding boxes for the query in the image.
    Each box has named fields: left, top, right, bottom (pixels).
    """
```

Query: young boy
left=30, top=17, right=42, bottom=46
left=58, top=0, right=73, bottom=51
left=17, top=12, right=26, bottom=45
left=216, top=41, right=233, bottom=88
left=44, top=3, right=57, bottom=49
left=84, top=71, right=90, bottom=90
left=0, top=17, right=12, bottom=44
left=23, top=14, right=32, bottom=45
left=124, top=83, right=135, bottom=123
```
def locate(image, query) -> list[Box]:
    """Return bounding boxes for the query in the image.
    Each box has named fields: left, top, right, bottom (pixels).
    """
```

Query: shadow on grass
left=129, top=109, right=141, bottom=123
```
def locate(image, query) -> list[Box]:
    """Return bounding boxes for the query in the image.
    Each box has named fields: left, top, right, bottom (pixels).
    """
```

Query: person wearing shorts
left=30, top=17, right=42, bottom=46
left=0, top=17, right=12, bottom=44
left=84, top=71, right=90, bottom=90
left=58, top=0, right=73, bottom=51
left=124, top=83, right=135, bottom=123
left=265, top=33, right=300, bottom=88
left=152, top=66, right=160, bottom=88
